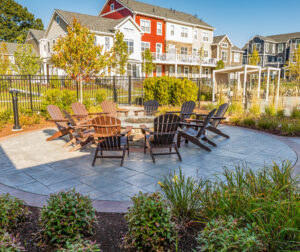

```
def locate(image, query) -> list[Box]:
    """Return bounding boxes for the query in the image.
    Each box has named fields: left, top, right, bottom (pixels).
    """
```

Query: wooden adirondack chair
left=134, top=100, right=159, bottom=116
left=141, top=114, right=182, bottom=163
left=71, top=102, right=106, bottom=122
left=46, top=105, right=72, bottom=141
left=91, top=115, right=132, bottom=166
left=101, top=100, right=129, bottom=117
left=167, top=100, right=196, bottom=122
left=186, top=103, right=229, bottom=139
left=177, top=109, right=217, bottom=152
left=63, top=111, right=95, bottom=152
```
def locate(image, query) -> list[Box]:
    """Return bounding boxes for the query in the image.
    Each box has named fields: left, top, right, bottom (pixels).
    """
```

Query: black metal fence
left=0, top=75, right=212, bottom=111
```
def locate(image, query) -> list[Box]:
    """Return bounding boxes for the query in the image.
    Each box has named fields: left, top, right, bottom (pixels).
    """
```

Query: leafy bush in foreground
left=39, top=190, right=97, bottom=247
left=123, top=192, right=176, bottom=251
left=57, top=240, right=101, bottom=252
left=196, top=216, right=265, bottom=251
left=0, top=232, right=25, bottom=251
left=0, top=194, right=30, bottom=231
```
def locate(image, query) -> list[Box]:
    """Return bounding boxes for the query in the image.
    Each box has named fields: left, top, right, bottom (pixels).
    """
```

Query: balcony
left=151, top=53, right=217, bottom=66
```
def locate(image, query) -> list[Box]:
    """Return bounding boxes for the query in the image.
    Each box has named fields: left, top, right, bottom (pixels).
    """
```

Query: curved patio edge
left=0, top=126, right=299, bottom=213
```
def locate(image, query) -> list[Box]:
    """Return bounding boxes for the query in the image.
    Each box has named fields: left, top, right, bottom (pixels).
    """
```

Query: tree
left=13, top=44, right=41, bottom=75
left=142, top=49, right=155, bottom=77
left=0, top=42, right=10, bottom=74
left=287, top=44, right=300, bottom=81
left=51, top=18, right=110, bottom=103
left=0, top=0, right=44, bottom=43
left=249, top=45, right=260, bottom=66
left=111, top=30, right=129, bottom=75
left=197, top=45, right=205, bottom=77
left=216, top=60, right=225, bottom=70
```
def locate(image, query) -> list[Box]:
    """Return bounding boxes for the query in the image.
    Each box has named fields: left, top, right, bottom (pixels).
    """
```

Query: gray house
left=243, top=32, right=300, bottom=76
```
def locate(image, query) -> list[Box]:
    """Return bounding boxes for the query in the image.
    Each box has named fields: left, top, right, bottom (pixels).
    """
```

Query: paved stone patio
left=0, top=126, right=298, bottom=202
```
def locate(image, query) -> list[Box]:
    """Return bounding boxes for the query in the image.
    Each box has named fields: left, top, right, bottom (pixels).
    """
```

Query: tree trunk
left=80, top=76, right=83, bottom=103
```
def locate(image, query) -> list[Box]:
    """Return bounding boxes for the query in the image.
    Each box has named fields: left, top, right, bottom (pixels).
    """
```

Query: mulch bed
left=14, top=206, right=200, bottom=252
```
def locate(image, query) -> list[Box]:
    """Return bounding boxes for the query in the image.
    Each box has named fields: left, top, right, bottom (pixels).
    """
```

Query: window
left=221, top=50, right=228, bottom=62
left=169, top=66, right=174, bottom=76
left=140, top=19, right=151, bottom=33
left=181, top=27, right=188, bottom=38
left=141, top=42, right=150, bottom=52
left=265, top=43, right=269, bottom=53
left=192, top=48, right=198, bottom=56
left=110, top=3, right=114, bottom=11
left=184, top=66, right=189, bottom=77
left=170, top=25, right=175, bottom=36
left=234, top=52, right=240, bottom=62
left=105, top=37, right=110, bottom=50
left=56, top=16, right=60, bottom=24
left=272, top=57, right=275, bottom=62
left=194, top=30, right=198, bottom=40
left=205, top=68, right=209, bottom=75
left=156, top=65, right=162, bottom=77
left=203, top=32, right=209, bottom=42
left=157, top=22, right=162, bottom=35
left=204, top=50, right=209, bottom=57
left=156, top=43, right=162, bottom=54
left=221, top=43, right=228, bottom=48
left=296, top=39, right=300, bottom=45
left=177, top=66, right=181, bottom=74
left=127, top=63, right=139, bottom=77
left=125, top=39, right=134, bottom=54
left=278, top=44, right=284, bottom=53
left=272, top=44, right=275, bottom=53
left=277, top=57, right=282, bottom=63
left=181, top=47, right=188, bottom=55
left=252, top=43, right=261, bottom=52
left=44, top=44, right=46, bottom=52
left=168, top=44, right=176, bottom=54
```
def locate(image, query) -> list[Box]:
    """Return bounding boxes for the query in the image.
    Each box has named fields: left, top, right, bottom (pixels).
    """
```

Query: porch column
left=212, top=70, right=216, bottom=102
left=237, top=72, right=241, bottom=90
left=276, top=69, right=281, bottom=102
left=257, top=67, right=262, bottom=99
left=243, top=66, right=247, bottom=104
left=266, top=68, right=270, bottom=102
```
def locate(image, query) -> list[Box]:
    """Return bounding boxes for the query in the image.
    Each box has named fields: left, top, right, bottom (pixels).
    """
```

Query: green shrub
left=276, top=109, right=285, bottom=119
left=123, top=192, right=176, bottom=251
left=281, top=120, right=300, bottom=136
left=242, top=117, right=256, bottom=127
left=0, top=232, right=25, bottom=251
left=57, top=240, right=101, bottom=252
left=229, top=116, right=241, bottom=125
left=228, top=102, right=244, bottom=115
left=196, top=216, right=265, bottom=252
left=257, top=118, right=278, bottom=130
left=0, top=110, right=12, bottom=124
left=0, top=194, right=30, bottom=231
left=95, top=89, right=107, bottom=105
left=291, top=107, right=300, bottom=119
left=143, top=77, right=198, bottom=106
left=200, top=94, right=206, bottom=101
left=249, top=103, right=261, bottom=116
left=39, top=190, right=97, bottom=247
left=197, top=162, right=299, bottom=250
left=264, top=104, right=276, bottom=116
left=159, top=169, right=204, bottom=221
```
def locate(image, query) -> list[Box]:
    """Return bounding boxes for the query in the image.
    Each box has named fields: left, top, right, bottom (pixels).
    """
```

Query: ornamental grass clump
left=123, top=192, right=176, bottom=251
left=196, top=216, right=265, bottom=252
left=0, top=194, right=30, bottom=232
left=39, top=190, right=97, bottom=247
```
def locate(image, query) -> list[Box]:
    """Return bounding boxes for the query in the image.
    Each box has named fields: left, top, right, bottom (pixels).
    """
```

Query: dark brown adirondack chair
left=71, top=102, right=106, bottom=122
left=177, top=109, right=217, bottom=152
left=46, top=105, right=72, bottom=141
left=186, top=103, right=229, bottom=139
left=141, top=114, right=182, bottom=163
left=63, top=111, right=95, bottom=152
left=167, top=100, right=196, bottom=122
left=134, top=100, right=159, bottom=116
left=101, top=100, right=129, bottom=117
left=91, top=116, right=132, bottom=166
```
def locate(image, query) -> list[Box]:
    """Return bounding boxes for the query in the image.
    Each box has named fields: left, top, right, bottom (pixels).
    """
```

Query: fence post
left=128, top=76, right=132, bottom=105
left=113, top=76, right=118, bottom=103
left=198, top=78, right=201, bottom=108
left=28, top=75, right=33, bottom=111
left=76, top=80, right=79, bottom=101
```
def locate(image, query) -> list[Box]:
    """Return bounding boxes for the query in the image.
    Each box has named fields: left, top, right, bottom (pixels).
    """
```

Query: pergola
left=212, top=65, right=281, bottom=103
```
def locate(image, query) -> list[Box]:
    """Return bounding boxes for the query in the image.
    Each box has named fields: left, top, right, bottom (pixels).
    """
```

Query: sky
left=16, top=0, right=300, bottom=48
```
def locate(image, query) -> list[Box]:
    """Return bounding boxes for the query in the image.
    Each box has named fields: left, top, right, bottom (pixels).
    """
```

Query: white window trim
left=181, top=27, right=188, bottom=38
left=140, top=19, right=151, bottom=34
left=203, top=31, right=209, bottom=42
left=110, top=3, right=114, bottom=11
left=221, top=50, right=228, bottom=62
left=204, top=49, right=209, bottom=58
left=194, top=30, right=198, bottom=40
left=56, top=16, right=60, bottom=24
left=141, top=42, right=150, bottom=52
left=234, top=52, right=240, bottom=63
left=278, top=44, right=284, bottom=53
left=221, top=43, right=228, bottom=48
left=277, top=57, right=283, bottom=63
left=252, top=43, right=261, bottom=52
left=156, top=43, right=162, bottom=54
left=170, top=25, right=175, bottom=36
left=184, top=66, right=189, bottom=77
left=157, top=22, right=162, bottom=35
left=156, top=65, right=162, bottom=77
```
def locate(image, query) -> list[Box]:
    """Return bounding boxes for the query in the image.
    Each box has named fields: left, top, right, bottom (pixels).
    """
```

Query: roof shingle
left=28, top=29, right=45, bottom=40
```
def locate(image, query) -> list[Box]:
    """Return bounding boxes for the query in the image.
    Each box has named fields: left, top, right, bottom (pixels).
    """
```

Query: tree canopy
left=111, top=30, right=129, bottom=75
left=0, top=42, right=10, bottom=74
left=0, top=0, right=44, bottom=43
left=249, top=46, right=260, bottom=66
left=287, top=44, right=300, bottom=81
left=142, top=49, right=155, bottom=77
left=216, top=60, right=225, bottom=70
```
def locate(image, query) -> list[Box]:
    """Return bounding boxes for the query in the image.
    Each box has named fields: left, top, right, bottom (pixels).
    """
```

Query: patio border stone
left=0, top=126, right=299, bottom=213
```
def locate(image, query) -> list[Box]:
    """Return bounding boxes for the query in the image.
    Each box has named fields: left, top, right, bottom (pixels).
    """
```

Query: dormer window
left=110, top=3, right=114, bottom=11
left=56, top=16, right=60, bottom=24
left=221, top=43, right=228, bottom=48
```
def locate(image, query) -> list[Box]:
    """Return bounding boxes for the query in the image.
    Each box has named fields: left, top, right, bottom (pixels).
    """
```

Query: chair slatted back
left=63, top=110, right=84, bottom=139
left=212, top=103, right=229, bottom=128
left=144, top=100, right=159, bottom=116
left=180, top=101, right=196, bottom=121
left=101, top=101, right=117, bottom=118
left=72, top=103, right=88, bottom=117
left=196, top=109, right=216, bottom=138
left=47, top=105, right=68, bottom=130
left=152, top=114, right=181, bottom=146
left=92, top=116, right=122, bottom=150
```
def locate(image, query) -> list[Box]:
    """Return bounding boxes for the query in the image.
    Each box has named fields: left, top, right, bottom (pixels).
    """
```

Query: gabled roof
left=265, top=32, right=300, bottom=43
left=28, top=29, right=45, bottom=41
left=212, top=34, right=233, bottom=46
left=55, top=9, right=128, bottom=34
left=231, top=45, right=243, bottom=52
left=115, top=0, right=214, bottom=29
left=0, top=42, right=38, bottom=55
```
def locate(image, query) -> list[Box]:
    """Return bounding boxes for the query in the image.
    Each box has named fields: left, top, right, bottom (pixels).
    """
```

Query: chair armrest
left=47, top=119, right=69, bottom=123
left=166, top=111, right=181, bottom=114
left=121, top=126, right=133, bottom=135
left=88, top=112, right=109, bottom=115
left=140, top=125, right=153, bottom=134
left=180, top=122, right=204, bottom=127
left=117, top=108, right=129, bottom=112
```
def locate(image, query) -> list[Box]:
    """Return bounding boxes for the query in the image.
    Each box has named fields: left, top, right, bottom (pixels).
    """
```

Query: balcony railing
left=151, top=53, right=217, bottom=66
